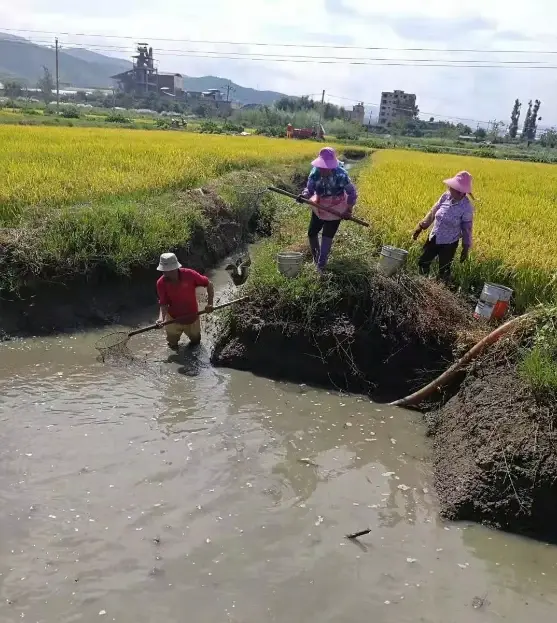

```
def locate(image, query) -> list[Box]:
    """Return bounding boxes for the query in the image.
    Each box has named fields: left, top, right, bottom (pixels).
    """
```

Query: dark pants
left=418, top=236, right=458, bottom=281
left=307, top=212, right=341, bottom=238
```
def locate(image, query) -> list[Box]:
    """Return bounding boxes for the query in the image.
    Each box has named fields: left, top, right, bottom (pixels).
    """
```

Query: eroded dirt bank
left=211, top=269, right=476, bottom=402
left=211, top=259, right=557, bottom=539
left=0, top=169, right=291, bottom=338
left=427, top=339, right=557, bottom=540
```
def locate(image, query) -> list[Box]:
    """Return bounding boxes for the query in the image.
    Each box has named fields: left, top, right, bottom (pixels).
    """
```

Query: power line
left=0, top=33, right=548, bottom=127
left=5, top=37, right=557, bottom=69
left=4, top=27, right=557, bottom=55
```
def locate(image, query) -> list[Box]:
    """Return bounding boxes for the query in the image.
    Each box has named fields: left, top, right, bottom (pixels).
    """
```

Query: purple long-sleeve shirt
left=420, top=192, right=474, bottom=248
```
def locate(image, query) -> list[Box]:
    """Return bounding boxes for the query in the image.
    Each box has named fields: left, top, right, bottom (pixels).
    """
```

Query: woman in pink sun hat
left=297, top=147, right=358, bottom=271
left=412, top=170, right=475, bottom=282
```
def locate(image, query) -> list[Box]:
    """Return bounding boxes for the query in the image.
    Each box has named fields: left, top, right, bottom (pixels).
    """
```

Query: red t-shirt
left=156, top=268, right=209, bottom=323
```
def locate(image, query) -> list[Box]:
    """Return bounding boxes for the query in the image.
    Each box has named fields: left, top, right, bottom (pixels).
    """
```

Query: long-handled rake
left=94, top=296, right=248, bottom=358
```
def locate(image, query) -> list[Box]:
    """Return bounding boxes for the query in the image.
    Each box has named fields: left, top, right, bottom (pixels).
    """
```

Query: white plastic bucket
left=473, top=282, right=513, bottom=320
left=277, top=251, right=304, bottom=278
left=377, top=245, right=408, bottom=277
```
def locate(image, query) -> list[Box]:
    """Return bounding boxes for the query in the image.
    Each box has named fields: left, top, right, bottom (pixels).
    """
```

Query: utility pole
left=224, top=82, right=235, bottom=102
left=55, top=37, right=60, bottom=113
left=317, top=89, right=325, bottom=128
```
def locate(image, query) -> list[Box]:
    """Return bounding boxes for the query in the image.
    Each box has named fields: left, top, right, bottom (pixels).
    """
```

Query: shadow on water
left=166, top=343, right=210, bottom=378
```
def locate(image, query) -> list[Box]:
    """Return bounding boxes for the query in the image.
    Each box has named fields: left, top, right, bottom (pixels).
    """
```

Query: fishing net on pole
left=94, top=331, right=134, bottom=362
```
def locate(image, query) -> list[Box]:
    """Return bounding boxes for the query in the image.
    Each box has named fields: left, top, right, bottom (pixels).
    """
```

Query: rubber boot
left=317, top=236, right=334, bottom=271
left=308, top=236, right=320, bottom=264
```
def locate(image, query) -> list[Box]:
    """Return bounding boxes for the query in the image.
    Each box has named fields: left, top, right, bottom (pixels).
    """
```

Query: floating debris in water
left=382, top=472, right=395, bottom=477
left=344, top=422, right=353, bottom=428
left=390, top=438, right=397, bottom=445
left=346, top=529, right=371, bottom=540
left=406, top=557, right=418, bottom=563
left=98, top=610, right=106, bottom=616
left=315, top=516, right=324, bottom=526
left=472, top=594, right=490, bottom=609
left=298, top=458, right=319, bottom=467
left=397, top=484, right=411, bottom=491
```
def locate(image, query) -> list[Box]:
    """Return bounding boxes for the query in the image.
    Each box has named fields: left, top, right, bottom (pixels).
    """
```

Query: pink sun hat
left=311, top=147, right=339, bottom=170
left=444, top=171, right=473, bottom=195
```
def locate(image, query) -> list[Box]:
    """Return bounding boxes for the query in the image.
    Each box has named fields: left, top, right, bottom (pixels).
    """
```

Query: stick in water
left=345, top=529, right=372, bottom=540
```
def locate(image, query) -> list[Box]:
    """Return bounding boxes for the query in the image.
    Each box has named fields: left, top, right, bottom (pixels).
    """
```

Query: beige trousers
left=165, top=317, right=201, bottom=346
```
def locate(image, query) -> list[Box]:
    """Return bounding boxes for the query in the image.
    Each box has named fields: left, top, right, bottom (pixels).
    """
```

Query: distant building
left=202, top=89, right=224, bottom=101
left=378, top=90, right=417, bottom=126
left=158, top=73, right=184, bottom=96
left=111, top=45, right=184, bottom=97
left=346, top=102, right=365, bottom=125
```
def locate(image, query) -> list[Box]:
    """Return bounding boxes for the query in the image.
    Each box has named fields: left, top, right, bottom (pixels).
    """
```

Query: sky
left=3, top=0, right=557, bottom=127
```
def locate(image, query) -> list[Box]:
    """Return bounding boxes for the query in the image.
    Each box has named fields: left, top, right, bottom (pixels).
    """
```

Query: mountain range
left=0, top=32, right=286, bottom=105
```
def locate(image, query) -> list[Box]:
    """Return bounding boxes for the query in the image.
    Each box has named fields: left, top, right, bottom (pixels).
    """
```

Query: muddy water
left=2, top=266, right=557, bottom=623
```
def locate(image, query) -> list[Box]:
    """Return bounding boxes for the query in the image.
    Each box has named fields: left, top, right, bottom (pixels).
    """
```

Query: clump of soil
left=211, top=267, right=475, bottom=400
left=428, top=338, right=557, bottom=540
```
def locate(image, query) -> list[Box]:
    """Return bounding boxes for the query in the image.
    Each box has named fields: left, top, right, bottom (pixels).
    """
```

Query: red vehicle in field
left=286, top=123, right=325, bottom=140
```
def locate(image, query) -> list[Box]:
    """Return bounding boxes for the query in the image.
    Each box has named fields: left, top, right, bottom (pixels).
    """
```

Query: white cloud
left=2, top=0, right=557, bottom=125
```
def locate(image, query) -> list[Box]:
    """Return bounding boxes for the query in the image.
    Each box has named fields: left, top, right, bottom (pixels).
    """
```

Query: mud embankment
left=427, top=340, right=557, bottom=541
left=212, top=270, right=475, bottom=401
left=0, top=169, right=295, bottom=339
left=212, top=260, right=557, bottom=540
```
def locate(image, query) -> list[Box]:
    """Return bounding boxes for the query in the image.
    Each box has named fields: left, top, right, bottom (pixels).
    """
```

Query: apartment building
left=378, top=90, right=417, bottom=126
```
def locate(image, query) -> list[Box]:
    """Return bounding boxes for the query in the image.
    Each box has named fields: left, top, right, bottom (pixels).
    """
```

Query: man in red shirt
left=156, top=253, right=214, bottom=350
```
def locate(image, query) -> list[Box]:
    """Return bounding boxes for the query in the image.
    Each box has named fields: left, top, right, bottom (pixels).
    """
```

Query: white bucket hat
left=157, top=252, right=182, bottom=272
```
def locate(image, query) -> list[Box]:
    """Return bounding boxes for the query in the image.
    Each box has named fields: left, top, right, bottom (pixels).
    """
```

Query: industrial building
left=111, top=45, right=177, bottom=95
left=111, top=44, right=230, bottom=114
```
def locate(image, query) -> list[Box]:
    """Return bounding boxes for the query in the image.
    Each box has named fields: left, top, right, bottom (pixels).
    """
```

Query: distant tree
left=37, top=66, right=54, bottom=104
left=276, top=96, right=298, bottom=113
left=521, top=100, right=532, bottom=140
left=429, top=117, right=435, bottom=123
left=60, top=106, right=80, bottom=119
left=3, top=80, right=24, bottom=97
left=456, top=123, right=472, bottom=135
left=113, top=92, right=134, bottom=109
left=528, top=99, right=542, bottom=140
left=509, top=99, right=521, bottom=139
left=474, top=127, right=487, bottom=139
left=193, top=103, right=210, bottom=118
left=323, top=102, right=338, bottom=121
left=540, top=129, right=557, bottom=148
